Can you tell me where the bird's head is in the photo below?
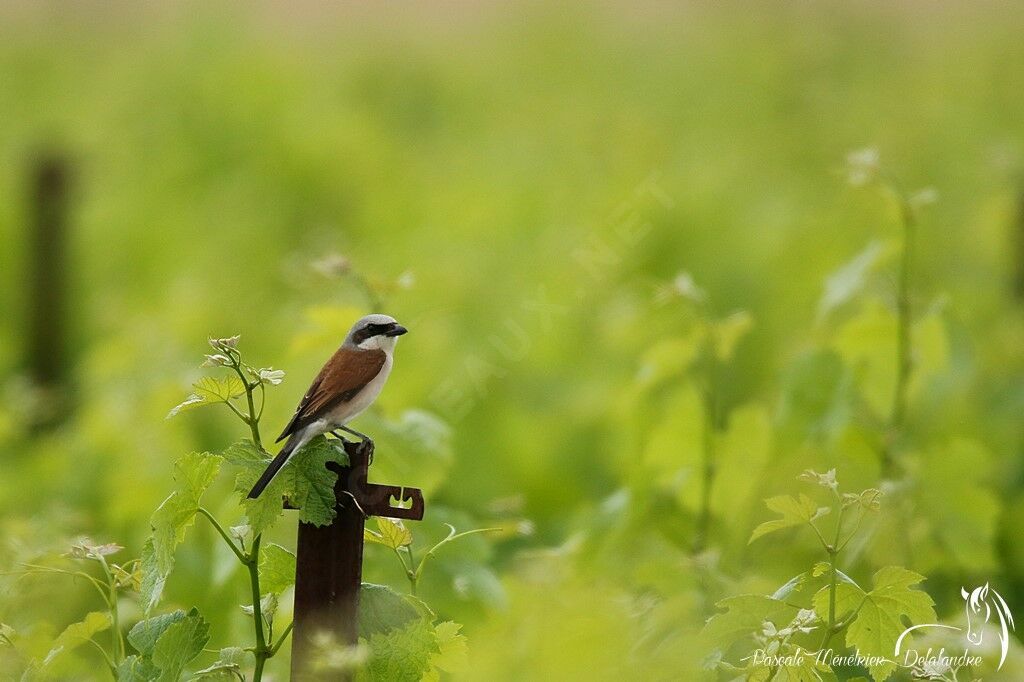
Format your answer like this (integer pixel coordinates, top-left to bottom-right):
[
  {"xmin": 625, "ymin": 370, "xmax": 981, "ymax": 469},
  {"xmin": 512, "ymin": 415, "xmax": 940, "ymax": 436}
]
[{"xmin": 346, "ymin": 314, "xmax": 408, "ymax": 352}]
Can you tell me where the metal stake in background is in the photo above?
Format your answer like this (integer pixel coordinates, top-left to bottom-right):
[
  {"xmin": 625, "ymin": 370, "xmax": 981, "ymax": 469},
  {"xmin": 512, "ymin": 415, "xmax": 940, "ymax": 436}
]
[{"xmin": 290, "ymin": 439, "xmax": 424, "ymax": 680}]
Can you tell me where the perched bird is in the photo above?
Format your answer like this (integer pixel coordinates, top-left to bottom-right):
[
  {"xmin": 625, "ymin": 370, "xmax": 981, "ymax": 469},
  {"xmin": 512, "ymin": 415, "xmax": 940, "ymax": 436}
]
[{"xmin": 247, "ymin": 314, "xmax": 408, "ymax": 499}]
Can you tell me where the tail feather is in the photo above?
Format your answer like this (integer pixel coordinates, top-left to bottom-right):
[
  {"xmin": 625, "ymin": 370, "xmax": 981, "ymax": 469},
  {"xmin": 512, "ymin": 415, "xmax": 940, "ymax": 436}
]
[{"xmin": 247, "ymin": 438, "xmax": 298, "ymax": 499}]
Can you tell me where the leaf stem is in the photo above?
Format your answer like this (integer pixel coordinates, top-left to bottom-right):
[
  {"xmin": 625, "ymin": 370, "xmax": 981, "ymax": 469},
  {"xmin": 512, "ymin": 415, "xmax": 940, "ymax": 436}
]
[
  {"xmin": 95, "ymin": 554, "xmax": 123, "ymax": 665},
  {"xmin": 270, "ymin": 621, "xmax": 294, "ymax": 656},
  {"xmin": 198, "ymin": 507, "xmax": 248, "ymax": 564}
]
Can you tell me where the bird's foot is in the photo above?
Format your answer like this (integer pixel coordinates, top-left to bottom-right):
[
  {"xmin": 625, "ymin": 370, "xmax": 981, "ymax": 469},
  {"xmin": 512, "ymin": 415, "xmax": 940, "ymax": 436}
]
[{"xmin": 330, "ymin": 430, "xmax": 353, "ymax": 444}]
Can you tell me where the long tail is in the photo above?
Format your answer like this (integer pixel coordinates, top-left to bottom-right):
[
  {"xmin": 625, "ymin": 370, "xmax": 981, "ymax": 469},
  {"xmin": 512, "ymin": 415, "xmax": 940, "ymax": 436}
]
[{"xmin": 247, "ymin": 437, "xmax": 299, "ymax": 499}]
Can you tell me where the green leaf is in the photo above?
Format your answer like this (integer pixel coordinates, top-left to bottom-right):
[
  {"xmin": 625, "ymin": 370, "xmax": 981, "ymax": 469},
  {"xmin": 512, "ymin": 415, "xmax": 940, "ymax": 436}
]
[
  {"xmin": 42, "ymin": 611, "xmax": 111, "ymax": 667},
  {"xmin": 749, "ymin": 494, "xmax": 829, "ymax": 544},
  {"xmin": 242, "ymin": 593, "xmax": 279, "ymax": 630},
  {"xmin": 700, "ymin": 595, "xmax": 798, "ymax": 650},
  {"xmin": 117, "ymin": 656, "xmax": 160, "ymax": 682},
  {"xmin": 368, "ymin": 517, "xmax": 413, "ymax": 550},
  {"xmin": 916, "ymin": 439, "xmax": 999, "ymax": 570},
  {"xmin": 359, "ymin": 583, "xmax": 422, "ymax": 638},
  {"xmin": 818, "ymin": 240, "xmax": 895, "ymax": 320},
  {"xmin": 710, "ymin": 310, "xmax": 754, "ymax": 361},
  {"xmin": 426, "ymin": 621, "xmax": 468, "ymax": 678},
  {"xmin": 635, "ymin": 330, "xmax": 706, "ymax": 389},
  {"xmin": 812, "ymin": 567, "xmax": 935, "ymax": 681},
  {"xmin": 139, "ymin": 539, "xmax": 165, "ymax": 613},
  {"xmin": 151, "ymin": 609, "xmax": 211, "ymax": 682},
  {"xmin": 128, "ymin": 611, "xmax": 188, "ymax": 657},
  {"xmin": 0, "ymin": 622, "xmax": 15, "ymax": 647},
  {"xmin": 358, "ymin": 619, "xmax": 440, "ymax": 682},
  {"xmin": 259, "ymin": 543, "xmax": 296, "ymax": 596},
  {"xmin": 145, "ymin": 453, "xmax": 222, "ymax": 611},
  {"xmin": 190, "ymin": 647, "xmax": 247, "ymax": 680},
  {"xmin": 231, "ymin": 436, "xmax": 348, "ymax": 534},
  {"xmin": 167, "ymin": 376, "xmax": 246, "ymax": 419}
]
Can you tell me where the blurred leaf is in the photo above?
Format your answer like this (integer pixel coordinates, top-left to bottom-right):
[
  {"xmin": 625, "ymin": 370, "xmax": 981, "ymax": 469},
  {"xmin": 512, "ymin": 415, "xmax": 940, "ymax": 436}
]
[
  {"xmin": 167, "ymin": 376, "xmax": 245, "ymax": 419},
  {"xmin": 66, "ymin": 538, "xmax": 123, "ymax": 560},
  {"xmin": 711, "ymin": 405, "xmax": 772, "ymax": 543},
  {"xmin": 635, "ymin": 330, "xmax": 705, "ymax": 389},
  {"xmin": 359, "ymin": 583, "xmax": 421, "ymax": 638},
  {"xmin": 258, "ymin": 543, "xmax": 296, "ymax": 596},
  {"xmin": 818, "ymin": 240, "xmax": 895, "ymax": 320},
  {"xmin": 812, "ymin": 567, "xmax": 935, "ymax": 681},
  {"xmin": 749, "ymin": 494, "xmax": 829, "ymax": 544},
  {"xmin": 710, "ymin": 310, "xmax": 754, "ymax": 361},
  {"xmin": 700, "ymin": 595, "xmax": 798, "ymax": 649},
  {"xmin": 916, "ymin": 439, "xmax": 999, "ymax": 570},
  {"xmin": 42, "ymin": 611, "xmax": 111, "ymax": 667}
]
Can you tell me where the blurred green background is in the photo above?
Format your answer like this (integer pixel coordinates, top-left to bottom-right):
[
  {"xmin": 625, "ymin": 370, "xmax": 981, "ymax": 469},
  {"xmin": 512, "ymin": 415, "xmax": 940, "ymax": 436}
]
[{"xmin": 2, "ymin": 1, "xmax": 1024, "ymax": 679}]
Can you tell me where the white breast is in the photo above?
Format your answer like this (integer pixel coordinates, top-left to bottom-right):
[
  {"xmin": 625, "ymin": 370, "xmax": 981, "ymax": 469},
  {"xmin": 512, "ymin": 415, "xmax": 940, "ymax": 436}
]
[{"xmin": 326, "ymin": 352, "xmax": 394, "ymax": 426}]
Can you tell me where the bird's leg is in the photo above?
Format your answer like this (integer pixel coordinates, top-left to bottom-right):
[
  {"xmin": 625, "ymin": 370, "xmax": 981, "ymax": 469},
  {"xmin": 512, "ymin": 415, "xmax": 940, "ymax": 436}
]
[
  {"xmin": 339, "ymin": 425, "xmax": 374, "ymax": 464},
  {"xmin": 330, "ymin": 430, "xmax": 353, "ymax": 444},
  {"xmin": 339, "ymin": 425, "xmax": 371, "ymax": 443}
]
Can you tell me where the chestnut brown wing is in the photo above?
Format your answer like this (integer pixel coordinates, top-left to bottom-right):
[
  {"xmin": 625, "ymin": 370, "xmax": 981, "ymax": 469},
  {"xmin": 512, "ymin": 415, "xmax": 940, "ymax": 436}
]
[{"xmin": 275, "ymin": 347, "xmax": 387, "ymax": 442}]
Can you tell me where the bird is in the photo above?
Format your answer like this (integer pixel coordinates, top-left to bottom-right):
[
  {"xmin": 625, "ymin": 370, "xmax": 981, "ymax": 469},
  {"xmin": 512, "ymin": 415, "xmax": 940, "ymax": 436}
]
[{"xmin": 247, "ymin": 314, "xmax": 408, "ymax": 499}]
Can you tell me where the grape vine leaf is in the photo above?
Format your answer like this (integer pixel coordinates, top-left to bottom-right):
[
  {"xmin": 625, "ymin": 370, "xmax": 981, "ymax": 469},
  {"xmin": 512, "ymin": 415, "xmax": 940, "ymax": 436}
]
[
  {"xmin": 358, "ymin": 619, "xmax": 440, "ymax": 682},
  {"xmin": 190, "ymin": 647, "xmax": 247, "ymax": 680},
  {"xmin": 916, "ymin": 439, "xmax": 999, "ymax": 570},
  {"xmin": 359, "ymin": 583, "xmax": 422, "ymax": 638},
  {"xmin": 749, "ymin": 494, "xmax": 829, "ymax": 544},
  {"xmin": 812, "ymin": 566, "xmax": 935, "ymax": 681},
  {"xmin": 167, "ymin": 376, "xmax": 246, "ymax": 419},
  {"xmin": 818, "ymin": 240, "xmax": 894, "ymax": 321},
  {"xmin": 144, "ymin": 453, "xmax": 222, "ymax": 612},
  {"xmin": 122, "ymin": 609, "xmax": 210, "ymax": 682},
  {"xmin": 700, "ymin": 595, "xmax": 798, "ymax": 650},
  {"xmin": 259, "ymin": 542, "xmax": 296, "ymax": 596},
  {"xmin": 227, "ymin": 437, "xmax": 348, "ymax": 534},
  {"xmin": 365, "ymin": 517, "xmax": 413, "ymax": 550},
  {"xmin": 426, "ymin": 621, "xmax": 468, "ymax": 679},
  {"xmin": 152, "ymin": 612, "xmax": 211, "ymax": 682},
  {"xmin": 42, "ymin": 611, "xmax": 112, "ymax": 668}
]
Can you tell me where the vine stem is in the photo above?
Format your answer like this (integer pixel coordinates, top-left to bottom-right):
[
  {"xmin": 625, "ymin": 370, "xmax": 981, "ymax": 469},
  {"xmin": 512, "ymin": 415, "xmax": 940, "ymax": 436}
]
[
  {"xmin": 818, "ymin": 502, "xmax": 846, "ymax": 650},
  {"xmin": 94, "ymin": 554, "xmax": 123, "ymax": 665},
  {"xmin": 884, "ymin": 193, "xmax": 915, "ymax": 475},
  {"xmin": 247, "ymin": 534, "xmax": 268, "ymax": 681}
]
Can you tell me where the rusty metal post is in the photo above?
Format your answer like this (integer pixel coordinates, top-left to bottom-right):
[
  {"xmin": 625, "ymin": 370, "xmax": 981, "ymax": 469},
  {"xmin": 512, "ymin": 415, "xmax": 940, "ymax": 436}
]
[{"xmin": 290, "ymin": 439, "xmax": 424, "ymax": 679}]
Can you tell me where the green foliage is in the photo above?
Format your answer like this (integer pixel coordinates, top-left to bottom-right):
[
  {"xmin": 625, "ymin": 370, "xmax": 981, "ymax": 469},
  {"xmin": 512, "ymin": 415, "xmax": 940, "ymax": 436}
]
[
  {"xmin": 812, "ymin": 567, "xmax": 935, "ymax": 681},
  {"xmin": 121, "ymin": 609, "xmax": 210, "ymax": 682},
  {"xmin": 749, "ymin": 494, "xmax": 830, "ymax": 544},
  {"xmin": 226, "ymin": 437, "xmax": 349, "ymax": 533},
  {"xmin": 145, "ymin": 453, "xmax": 222, "ymax": 611},
  {"xmin": 3, "ymin": 8, "xmax": 1024, "ymax": 680},
  {"xmin": 257, "ymin": 543, "xmax": 296, "ymax": 596}
]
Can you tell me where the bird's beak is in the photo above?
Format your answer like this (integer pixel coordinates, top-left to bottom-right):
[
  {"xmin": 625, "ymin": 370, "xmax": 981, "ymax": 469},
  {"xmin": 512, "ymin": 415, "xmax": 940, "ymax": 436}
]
[{"xmin": 385, "ymin": 324, "xmax": 408, "ymax": 337}]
